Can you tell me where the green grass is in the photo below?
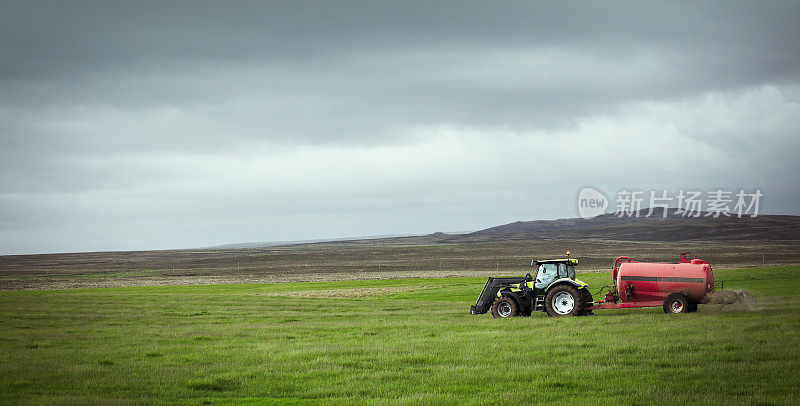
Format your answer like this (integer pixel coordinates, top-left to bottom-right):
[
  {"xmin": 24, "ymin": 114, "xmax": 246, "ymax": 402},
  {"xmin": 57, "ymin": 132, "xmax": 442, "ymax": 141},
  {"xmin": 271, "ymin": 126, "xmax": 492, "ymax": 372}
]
[{"xmin": 1, "ymin": 267, "xmax": 800, "ymax": 405}]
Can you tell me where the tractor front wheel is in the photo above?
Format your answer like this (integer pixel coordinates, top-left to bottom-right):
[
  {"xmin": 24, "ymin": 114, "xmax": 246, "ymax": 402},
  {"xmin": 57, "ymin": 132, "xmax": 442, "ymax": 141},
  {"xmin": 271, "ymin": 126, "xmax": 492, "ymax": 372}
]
[
  {"xmin": 663, "ymin": 293, "xmax": 690, "ymax": 314},
  {"xmin": 545, "ymin": 285, "xmax": 582, "ymax": 317},
  {"xmin": 491, "ymin": 296, "xmax": 518, "ymax": 318}
]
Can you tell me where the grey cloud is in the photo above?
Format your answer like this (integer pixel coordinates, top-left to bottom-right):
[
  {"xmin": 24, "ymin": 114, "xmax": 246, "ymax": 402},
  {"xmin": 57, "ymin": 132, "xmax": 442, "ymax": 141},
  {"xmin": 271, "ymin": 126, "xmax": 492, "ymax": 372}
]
[{"xmin": 1, "ymin": 1, "xmax": 799, "ymax": 253}]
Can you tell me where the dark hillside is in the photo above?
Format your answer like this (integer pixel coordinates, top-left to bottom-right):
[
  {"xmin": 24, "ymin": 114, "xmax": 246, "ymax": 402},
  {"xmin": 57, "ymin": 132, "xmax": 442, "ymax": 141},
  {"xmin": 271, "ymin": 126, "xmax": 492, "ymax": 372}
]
[{"xmin": 463, "ymin": 208, "xmax": 800, "ymax": 241}]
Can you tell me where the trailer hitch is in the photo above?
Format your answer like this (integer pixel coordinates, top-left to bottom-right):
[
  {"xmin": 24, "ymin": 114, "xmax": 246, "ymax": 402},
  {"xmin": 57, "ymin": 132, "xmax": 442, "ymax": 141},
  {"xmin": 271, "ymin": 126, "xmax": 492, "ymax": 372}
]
[
  {"xmin": 592, "ymin": 284, "xmax": 614, "ymax": 298},
  {"xmin": 591, "ymin": 285, "xmax": 617, "ymax": 305}
]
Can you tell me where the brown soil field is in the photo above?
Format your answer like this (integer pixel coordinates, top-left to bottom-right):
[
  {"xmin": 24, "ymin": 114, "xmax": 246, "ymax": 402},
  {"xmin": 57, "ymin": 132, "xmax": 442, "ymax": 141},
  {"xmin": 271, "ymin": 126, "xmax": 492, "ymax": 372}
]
[{"xmin": 1, "ymin": 238, "xmax": 799, "ymax": 291}]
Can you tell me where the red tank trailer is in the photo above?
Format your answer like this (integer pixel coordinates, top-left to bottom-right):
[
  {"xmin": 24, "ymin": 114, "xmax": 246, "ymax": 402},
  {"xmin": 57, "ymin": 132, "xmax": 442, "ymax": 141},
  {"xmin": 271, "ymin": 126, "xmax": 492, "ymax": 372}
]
[{"xmin": 590, "ymin": 253, "xmax": 715, "ymax": 313}]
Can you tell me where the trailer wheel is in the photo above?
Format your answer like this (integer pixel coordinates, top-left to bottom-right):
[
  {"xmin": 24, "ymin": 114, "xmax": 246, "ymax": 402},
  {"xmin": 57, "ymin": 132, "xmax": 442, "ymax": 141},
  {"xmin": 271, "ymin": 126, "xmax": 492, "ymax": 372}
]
[
  {"xmin": 663, "ymin": 293, "xmax": 690, "ymax": 314},
  {"xmin": 545, "ymin": 285, "xmax": 582, "ymax": 317},
  {"xmin": 491, "ymin": 296, "xmax": 518, "ymax": 318}
]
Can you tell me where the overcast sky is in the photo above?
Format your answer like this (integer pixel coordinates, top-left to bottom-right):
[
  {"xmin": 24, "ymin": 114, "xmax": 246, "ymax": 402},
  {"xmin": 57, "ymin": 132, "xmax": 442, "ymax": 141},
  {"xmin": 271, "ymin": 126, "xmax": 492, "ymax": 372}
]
[{"xmin": 2, "ymin": 1, "xmax": 799, "ymax": 254}]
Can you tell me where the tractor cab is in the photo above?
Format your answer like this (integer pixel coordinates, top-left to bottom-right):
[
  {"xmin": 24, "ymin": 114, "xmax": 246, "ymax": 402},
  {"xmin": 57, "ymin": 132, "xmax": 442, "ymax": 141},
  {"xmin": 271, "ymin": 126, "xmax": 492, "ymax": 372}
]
[{"xmin": 531, "ymin": 258, "xmax": 578, "ymax": 292}]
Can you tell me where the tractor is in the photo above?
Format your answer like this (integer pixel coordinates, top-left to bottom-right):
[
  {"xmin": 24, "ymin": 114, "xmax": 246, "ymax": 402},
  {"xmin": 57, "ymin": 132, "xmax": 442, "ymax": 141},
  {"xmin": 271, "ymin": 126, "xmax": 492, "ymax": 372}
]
[
  {"xmin": 470, "ymin": 252, "xmax": 715, "ymax": 317},
  {"xmin": 470, "ymin": 255, "xmax": 593, "ymax": 317}
]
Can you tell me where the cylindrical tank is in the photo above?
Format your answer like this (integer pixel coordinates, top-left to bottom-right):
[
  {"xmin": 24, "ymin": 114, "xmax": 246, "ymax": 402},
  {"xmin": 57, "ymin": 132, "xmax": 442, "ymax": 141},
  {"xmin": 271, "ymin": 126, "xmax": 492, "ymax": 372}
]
[{"xmin": 616, "ymin": 260, "xmax": 713, "ymax": 303}]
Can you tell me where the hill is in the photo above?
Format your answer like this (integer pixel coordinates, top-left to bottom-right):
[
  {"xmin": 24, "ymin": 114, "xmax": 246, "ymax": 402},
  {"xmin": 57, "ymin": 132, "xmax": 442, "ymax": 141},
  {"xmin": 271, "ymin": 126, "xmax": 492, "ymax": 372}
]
[
  {"xmin": 205, "ymin": 209, "xmax": 800, "ymax": 249},
  {"xmin": 456, "ymin": 208, "xmax": 800, "ymax": 242}
]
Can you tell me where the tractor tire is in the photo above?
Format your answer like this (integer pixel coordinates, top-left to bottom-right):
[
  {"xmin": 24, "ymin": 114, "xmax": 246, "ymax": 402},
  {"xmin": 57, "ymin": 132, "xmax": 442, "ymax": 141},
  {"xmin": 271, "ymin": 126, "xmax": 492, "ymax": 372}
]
[
  {"xmin": 545, "ymin": 285, "xmax": 582, "ymax": 317},
  {"xmin": 491, "ymin": 296, "xmax": 518, "ymax": 318},
  {"xmin": 663, "ymin": 293, "xmax": 690, "ymax": 314},
  {"xmin": 579, "ymin": 289, "xmax": 594, "ymax": 316}
]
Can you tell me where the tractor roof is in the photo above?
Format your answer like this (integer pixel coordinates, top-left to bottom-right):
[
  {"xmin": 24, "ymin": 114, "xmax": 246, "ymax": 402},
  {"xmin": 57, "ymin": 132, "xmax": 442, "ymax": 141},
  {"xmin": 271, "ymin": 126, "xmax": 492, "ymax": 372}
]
[{"xmin": 534, "ymin": 258, "xmax": 579, "ymax": 265}]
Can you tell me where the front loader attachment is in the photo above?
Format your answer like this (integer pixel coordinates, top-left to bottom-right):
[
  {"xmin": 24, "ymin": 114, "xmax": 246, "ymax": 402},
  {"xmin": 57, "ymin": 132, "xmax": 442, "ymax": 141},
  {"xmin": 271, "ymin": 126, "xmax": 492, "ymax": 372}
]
[{"xmin": 470, "ymin": 277, "xmax": 526, "ymax": 314}]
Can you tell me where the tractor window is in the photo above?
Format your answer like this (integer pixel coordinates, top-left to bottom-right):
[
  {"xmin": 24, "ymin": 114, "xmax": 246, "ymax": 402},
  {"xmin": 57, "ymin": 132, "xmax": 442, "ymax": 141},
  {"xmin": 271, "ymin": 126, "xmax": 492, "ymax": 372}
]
[
  {"xmin": 557, "ymin": 263, "xmax": 576, "ymax": 279},
  {"xmin": 558, "ymin": 263, "xmax": 567, "ymax": 278},
  {"xmin": 535, "ymin": 264, "xmax": 558, "ymax": 289}
]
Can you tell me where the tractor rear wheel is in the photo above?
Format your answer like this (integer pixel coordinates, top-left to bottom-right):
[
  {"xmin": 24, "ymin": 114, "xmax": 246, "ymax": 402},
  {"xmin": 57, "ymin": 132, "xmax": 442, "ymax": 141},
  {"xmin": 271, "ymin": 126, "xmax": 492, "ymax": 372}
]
[
  {"xmin": 545, "ymin": 285, "xmax": 582, "ymax": 317},
  {"xmin": 663, "ymin": 293, "xmax": 690, "ymax": 314},
  {"xmin": 491, "ymin": 296, "xmax": 518, "ymax": 318},
  {"xmin": 579, "ymin": 289, "xmax": 594, "ymax": 316}
]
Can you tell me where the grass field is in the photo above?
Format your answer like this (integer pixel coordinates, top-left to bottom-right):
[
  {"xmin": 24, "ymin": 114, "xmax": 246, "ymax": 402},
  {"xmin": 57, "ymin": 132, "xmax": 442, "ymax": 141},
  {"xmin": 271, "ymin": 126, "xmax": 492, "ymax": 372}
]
[{"xmin": 2, "ymin": 266, "xmax": 800, "ymax": 405}]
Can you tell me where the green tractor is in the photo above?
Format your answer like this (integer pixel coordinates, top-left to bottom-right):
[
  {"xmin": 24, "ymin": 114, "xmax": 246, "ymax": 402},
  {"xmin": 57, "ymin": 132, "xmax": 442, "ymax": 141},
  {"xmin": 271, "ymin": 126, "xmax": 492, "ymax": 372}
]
[{"xmin": 470, "ymin": 257, "xmax": 594, "ymax": 317}]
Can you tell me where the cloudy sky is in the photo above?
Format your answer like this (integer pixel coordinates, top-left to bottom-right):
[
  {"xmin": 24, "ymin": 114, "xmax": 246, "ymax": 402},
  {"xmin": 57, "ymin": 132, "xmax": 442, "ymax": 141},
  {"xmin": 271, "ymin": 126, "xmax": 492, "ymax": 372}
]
[{"xmin": 1, "ymin": 1, "xmax": 799, "ymax": 254}]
